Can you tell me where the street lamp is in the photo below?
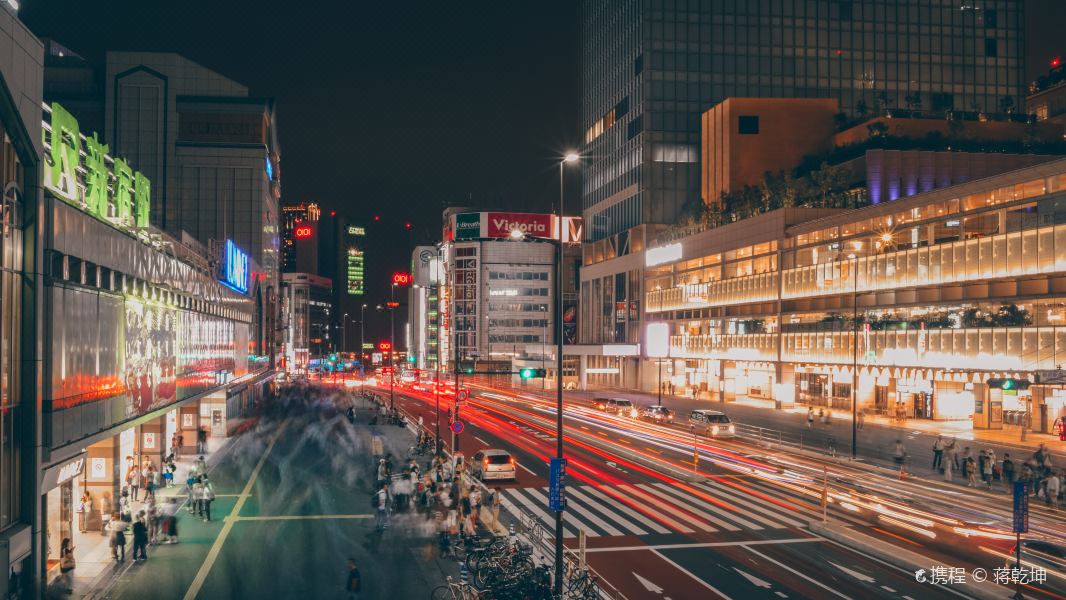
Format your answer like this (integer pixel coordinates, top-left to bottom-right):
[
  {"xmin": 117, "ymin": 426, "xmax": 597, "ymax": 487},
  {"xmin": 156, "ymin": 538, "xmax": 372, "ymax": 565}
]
[
  {"xmin": 554, "ymin": 151, "xmax": 578, "ymax": 595},
  {"xmin": 342, "ymin": 313, "xmax": 350, "ymax": 354},
  {"xmin": 360, "ymin": 304, "xmax": 367, "ymax": 368}
]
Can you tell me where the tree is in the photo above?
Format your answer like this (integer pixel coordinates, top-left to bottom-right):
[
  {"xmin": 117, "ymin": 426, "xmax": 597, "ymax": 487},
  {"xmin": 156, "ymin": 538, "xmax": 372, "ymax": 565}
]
[{"xmin": 855, "ymin": 98, "xmax": 869, "ymax": 119}]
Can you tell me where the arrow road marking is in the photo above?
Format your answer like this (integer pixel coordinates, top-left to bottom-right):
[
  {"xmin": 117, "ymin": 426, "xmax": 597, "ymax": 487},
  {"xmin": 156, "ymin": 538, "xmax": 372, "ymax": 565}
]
[
  {"xmin": 828, "ymin": 561, "xmax": 876, "ymax": 584},
  {"xmin": 634, "ymin": 572, "xmax": 664, "ymax": 594},
  {"xmin": 734, "ymin": 567, "xmax": 773, "ymax": 588}
]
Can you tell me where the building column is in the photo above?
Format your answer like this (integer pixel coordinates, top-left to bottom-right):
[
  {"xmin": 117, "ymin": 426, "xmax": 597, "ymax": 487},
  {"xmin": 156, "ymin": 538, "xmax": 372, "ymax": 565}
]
[
  {"xmin": 139, "ymin": 416, "xmax": 166, "ymax": 471},
  {"xmin": 774, "ymin": 362, "xmax": 796, "ymax": 408},
  {"xmin": 578, "ymin": 354, "xmax": 587, "ymax": 390},
  {"xmin": 179, "ymin": 403, "xmax": 200, "ymax": 456}
]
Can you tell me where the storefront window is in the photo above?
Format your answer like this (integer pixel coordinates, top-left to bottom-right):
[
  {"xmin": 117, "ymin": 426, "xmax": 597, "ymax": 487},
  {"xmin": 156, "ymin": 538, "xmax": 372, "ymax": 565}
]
[{"xmin": 0, "ymin": 121, "xmax": 25, "ymax": 529}]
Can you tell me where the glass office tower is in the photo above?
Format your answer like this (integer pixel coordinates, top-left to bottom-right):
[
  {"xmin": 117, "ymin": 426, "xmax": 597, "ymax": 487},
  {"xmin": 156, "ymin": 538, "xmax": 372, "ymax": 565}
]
[{"xmin": 580, "ymin": 0, "xmax": 1024, "ymax": 345}]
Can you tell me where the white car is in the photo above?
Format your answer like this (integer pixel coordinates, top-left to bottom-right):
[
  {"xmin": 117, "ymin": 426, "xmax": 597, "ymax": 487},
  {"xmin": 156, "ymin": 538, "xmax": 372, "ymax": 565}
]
[
  {"xmin": 688, "ymin": 409, "xmax": 736, "ymax": 438},
  {"xmin": 474, "ymin": 449, "xmax": 517, "ymax": 482}
]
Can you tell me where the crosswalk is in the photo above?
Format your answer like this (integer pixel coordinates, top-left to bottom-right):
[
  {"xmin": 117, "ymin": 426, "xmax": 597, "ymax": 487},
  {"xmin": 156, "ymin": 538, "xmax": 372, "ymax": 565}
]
[{"xmin": 502, "ymin": 479, "xmax": 814, "ymax": 538}]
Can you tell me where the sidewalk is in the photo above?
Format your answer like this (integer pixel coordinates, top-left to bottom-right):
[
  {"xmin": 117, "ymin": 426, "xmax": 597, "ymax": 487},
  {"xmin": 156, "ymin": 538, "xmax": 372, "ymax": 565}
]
[{"xmin": 57, "ymin": 431, "xmax": 239, "ymax": 600}]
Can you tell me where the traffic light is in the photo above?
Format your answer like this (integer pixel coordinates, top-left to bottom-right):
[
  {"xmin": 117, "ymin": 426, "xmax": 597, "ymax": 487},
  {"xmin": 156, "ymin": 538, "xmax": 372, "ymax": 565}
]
[
  {"xmin": 986, "ymin": 378, "xmax": 1031, "ymax": 390},
  {"xmin": 519, "ymin": 368, "xmax": 546, "ymax": 379},
  {"xmin": 329, "ymin": 353, "xmax": 338, "ymax": 362}
]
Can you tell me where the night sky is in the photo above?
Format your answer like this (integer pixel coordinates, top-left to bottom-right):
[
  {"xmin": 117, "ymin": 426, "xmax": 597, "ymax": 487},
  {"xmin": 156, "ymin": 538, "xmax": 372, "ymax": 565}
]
[
  {"xmin": 19, "ymin": 0, "xmax": 582, "ymax": 341},
  {"xmin": 17, "ymin": 1, "xmax": 1066, "ymax": 344}
]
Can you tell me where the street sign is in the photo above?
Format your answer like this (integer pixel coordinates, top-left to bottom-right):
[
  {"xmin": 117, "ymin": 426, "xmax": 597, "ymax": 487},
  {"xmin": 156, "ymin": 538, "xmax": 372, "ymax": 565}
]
[
  {"xmin": 457, "ymin": 389, "xmax": 470, "ymax": 401},
  {"xmin": 450, "ymin": 420, "xmax": 465, "ymax": 434},
  {"xmin": 1035, "ymin": 369, "xmax": 1066, "ymax": 385},
  {"xmin": 549, "ymin": 457, "xmax": 567, "ymax": 512},
  {"xmin": 1013, "ymin": 481, "xmax": 1029, "ymax": 533}
]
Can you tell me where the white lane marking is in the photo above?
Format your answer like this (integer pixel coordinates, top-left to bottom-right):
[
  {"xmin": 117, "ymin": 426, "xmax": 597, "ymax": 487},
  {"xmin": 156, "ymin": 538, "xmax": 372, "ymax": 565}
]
[
  {"xmin": 734, "ymin": 567, "xmax": 773, "ymax": 588},
  {"xmin": 524, "ymin": 487, "xmax": 588, "ymax": 537},
  {"xmin": 698, "ymin": 481, "xmax": 806, "ymax": 529},
  {"xmin": 651, "ymin": 549, "xmax": 734, "ymax": 600},
  {"xmin": 566, "ymin": 486, "xmax": 649, "ymax": 536},
  {"xmin": 828, "ymin": 561, "xmax": 876, "ymax": 584},
  {"xmin": 775, "ymin": 593, "xmax": 789, "ymax": 598},
  {"xmin": 582, "ymin": 485, "xmax": 672, "ymax": 535},
  {"xmin": 558, "ymin": 488, "xmax": 625, "ymax": 536},
  {"xmin": 615, "ymin": 484, "xmax": 702, "ymax": 532},
  {"xmin": 880, "ymin": 586, "xmax": 896, "ymax": 593},
  {"xmin": 634, "ymin": 572, "xmax": 664, "ymax": 594},
  {"xmin": 475, "ymin": 436, "xmax": 489, "ymax": 446},
  {"xmin": 182, "ymin": 421, "xmax": 287, "ymax": 600},
  {"xmin": 585, "ymin": 538, "xmax": 819, "ymax": 553},
  {"xmin": 743, "ymin": 546, "xmax": 854, "ymax": 600},
  {"xmin": 503, "ymin": 488, "xmax": 577, "ymax": 538},
  {"xmin": 641, "ymin": 484, "xmax": 742, "ymax": 531},
  {"xmin": 517, "ymin": 462, "xmax": 537, "ymax": 476}
]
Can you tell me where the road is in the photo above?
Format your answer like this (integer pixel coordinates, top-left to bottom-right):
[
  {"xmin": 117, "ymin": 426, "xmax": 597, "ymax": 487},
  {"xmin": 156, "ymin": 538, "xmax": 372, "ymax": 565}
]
[
  {"xmin": 372, "ymin": 378, "xmax": 1066, "ymax": 600},
  {"xmin": 94, "ymin": 388, "xmax": 448, "ymax": 600}
]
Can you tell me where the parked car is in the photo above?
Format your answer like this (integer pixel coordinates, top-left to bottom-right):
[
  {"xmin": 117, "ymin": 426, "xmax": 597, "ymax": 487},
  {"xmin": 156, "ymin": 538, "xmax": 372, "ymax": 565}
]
[
  {"xmin": 688, "ymin": 409, "xmax": 736, "ymax": 438},
  {"xmin": 639, "ymin": 405, "xmax": 674, "ymax": 423},
  {"xmin": 593, "ymin": 397, "xmax": 638, "ymax": 417},
  {"xmin": 473, "ymin": 449, "xmax": 517, "ymax": 482}
]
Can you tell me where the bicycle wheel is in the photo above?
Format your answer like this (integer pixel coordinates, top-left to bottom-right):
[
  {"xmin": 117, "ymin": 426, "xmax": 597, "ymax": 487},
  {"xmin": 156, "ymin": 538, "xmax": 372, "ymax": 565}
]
[{"xmin": 430, "ymin": 584, "xmax": 454, "ymax": 600}]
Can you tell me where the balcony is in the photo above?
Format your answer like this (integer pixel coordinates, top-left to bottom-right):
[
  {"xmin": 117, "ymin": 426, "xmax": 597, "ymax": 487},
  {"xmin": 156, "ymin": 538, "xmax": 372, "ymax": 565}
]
[{"xmin": 646, "ymin": 272, "xmax": 778, "ymax": 313}]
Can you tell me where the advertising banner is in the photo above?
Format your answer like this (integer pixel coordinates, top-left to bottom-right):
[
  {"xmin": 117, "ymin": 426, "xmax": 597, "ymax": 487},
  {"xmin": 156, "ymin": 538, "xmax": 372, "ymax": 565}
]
[
  {"xmin": 453, "ymin": 213, "xmax": 483, "ymax": 240},
  {"xmin": 486, "ymin": 212, "xmax": 552, "ymax": 239}
]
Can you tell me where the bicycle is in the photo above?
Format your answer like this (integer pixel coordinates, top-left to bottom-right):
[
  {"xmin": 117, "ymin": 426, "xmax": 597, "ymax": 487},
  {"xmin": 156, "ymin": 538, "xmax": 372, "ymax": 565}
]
[{"xmin": 430, "ymin": 575, "xmax": 480, "ymax": 600}]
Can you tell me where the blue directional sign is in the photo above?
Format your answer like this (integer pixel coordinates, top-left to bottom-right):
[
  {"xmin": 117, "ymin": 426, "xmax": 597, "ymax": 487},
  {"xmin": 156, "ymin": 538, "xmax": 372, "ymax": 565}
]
[
  {"xmin": 549, "ymin": 457, "xmax": 567, "ymax": 512},
  {"xmin": 450, "ymin": 420, "xmax": 465, "ymax": 435},
  {"xmin": 1013, "ymin": 481, "xmax": 1029, "ymax": 533}
]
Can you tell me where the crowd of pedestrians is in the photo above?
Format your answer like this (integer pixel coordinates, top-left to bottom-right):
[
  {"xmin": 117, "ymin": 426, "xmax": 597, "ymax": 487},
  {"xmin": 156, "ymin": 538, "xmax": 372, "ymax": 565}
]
[{"xmin": 928, "ymin": 435, "xmax": 1064, "ymax": 506}]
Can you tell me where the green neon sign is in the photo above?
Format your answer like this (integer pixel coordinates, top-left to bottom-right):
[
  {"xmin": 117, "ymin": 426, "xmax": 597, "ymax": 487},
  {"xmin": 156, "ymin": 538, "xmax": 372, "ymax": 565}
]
[{"xmin": 42, "ymin": 102, "xmax": 152, "ymax": 232}]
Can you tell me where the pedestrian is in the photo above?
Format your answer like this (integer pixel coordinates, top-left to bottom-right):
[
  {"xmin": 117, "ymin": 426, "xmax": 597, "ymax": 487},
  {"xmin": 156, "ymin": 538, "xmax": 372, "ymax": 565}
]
[
  {"xmin": 58, "ymin": 538, "xmax": 75, "ymax": 592},
  {"xmin": 893, "ymin": 440, "xmax": 907, "ymax": 473},
  {"xmin": 966, "ymin": 456, "xmax": 978, "ymax": 487},
  {"xmin": 193, "ymin": 455, "xmax": 207, "ymax": 478},
  {"xmin": 376, "ymin": 459, "xmax": 388, "ymax": 490},
  {"xmin": 983, "ymin": 449, "xmax": 995, "ymax": 490},
  {"xmin": 374, "ymin": 483, "xmax": 391, "ymax": 531},
  {"xmin": 126, "ymin": 465, "xmax": 139, "ymax": 501},
  {"xmin": 119, "ymin": 488, "xmax": 133, "ymax": 524},
  {"xmin": 108, "ymin": 512, "xmax": 126, "ymax": 563},
  {"xmin": 77, "ymin": 491, "xmax": 92, "ymax": 533},
  {"xmin": 857, "ymin": 408, "xmax": 865, "ymax": 430},
  {"xmin": 960, "ymin": 446, "xmax": 972, "ymax": 475},
  {"xmin": 346, "ymin": 558, "xmax": 362, "ymax": 600},
  {"xmin": 932, "ymin": 435, "xmax": 944, "ymax": 471},
  {"xmin": 1046, "ymin": 469, "xmax": 1062, "ymax": 508},
  {"xmin": 171, "ymin": 432, "xmax": 180, "ymax": 458},
  {"xmin": 806, "ymin": 408, "xmax": 814, "ymax": 430},
  {"xmin": 131, "ymin": 512, "xmax": 149, "ymax": 561},
  {"xmin": 201, "ymin": 475, "xmax": 215, "ymax": 522},
  {"xmin": 489, "ymin": 487, "xmax": 502, "ymax": 533},
  {"xmin": 100, "ymin": 491, "xmax": 113, "ymax": 535},
  {"xmin": 1002, "ymin": 453, "xmax": 1016, "ymax": 490},
  {"xmin": 145, "ymin": 466, "xmax": 157, "ymax": 503},
  {"xmin": 146, "ymin": 500, "xmax": 158, "ymax": 545},
  {"xmin": 197, "ymin": 426, "xmax": 208, "ymax": 454},
  {"xmin": 176, "ymin": 431, "xmax": 184, "ymax": 455},
  {"xmin": 161, "ymin": 497, "xmax": 179, "ymax": 544},
  {"xmin": 192, "ymin": 477, "xmax": 205, "ymax": 518},
  {"xmin": 460, "ymin": 488, "xmax": 472, "ymax": 537},
  {"xmin": 186, "ymin": 475, "xmax": 198, "ymax": 513},
  {"xmin": 977, "ymin": 449, "xmax": 988, "ymax": 484}
]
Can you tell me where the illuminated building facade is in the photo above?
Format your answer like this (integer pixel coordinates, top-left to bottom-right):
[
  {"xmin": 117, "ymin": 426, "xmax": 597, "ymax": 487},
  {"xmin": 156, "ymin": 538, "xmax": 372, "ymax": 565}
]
[
  {"xmin": 644, "ymin": 158, "xmax": 1066, "ymax": 434},
  {"xmin": 281, "ymin": 202, "xmax": 320, "ymax": 273}
]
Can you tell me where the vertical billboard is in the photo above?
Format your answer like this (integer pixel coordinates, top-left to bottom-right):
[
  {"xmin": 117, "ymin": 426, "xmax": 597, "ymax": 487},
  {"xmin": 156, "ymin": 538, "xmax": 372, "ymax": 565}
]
[
  {"xmin": 347, "ymin": 249, "xmax": 365, "ymax": 295},
  {"xmin": 412, "ymin": 245, "xmax": 441, "ymax": 286},
  {"xmin": 124, "ymin": 299, "xmax": 177, "ymax": 415}
]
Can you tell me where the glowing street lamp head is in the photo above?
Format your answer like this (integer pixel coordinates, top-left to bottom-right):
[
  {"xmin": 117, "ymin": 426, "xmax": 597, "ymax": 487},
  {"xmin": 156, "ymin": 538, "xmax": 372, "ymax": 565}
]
[
  {"xmin": 509, "ymin": 228, "xmax": 524, "ymax": 240},
  {"xmin": 880, "ymin": 232, "xmax": 894, "ymax": 243},
  {"xmin": 563, "ymin": 152, "xmax": 580, "ymax": 163}
]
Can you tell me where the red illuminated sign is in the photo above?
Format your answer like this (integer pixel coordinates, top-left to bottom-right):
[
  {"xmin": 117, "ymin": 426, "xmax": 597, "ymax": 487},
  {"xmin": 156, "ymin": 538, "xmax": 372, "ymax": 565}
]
[
  {"xmin": 385, "ymin": 301, "xmax": 400, "ymax": 308},
  {"xmin": 378, "ymin": 341, "xmax": 392, "ymax": 351},
  {"xmin": 392, "ymin": 272, "xmax": 412, "ymax": 285},
  {"xmin": 485, "ymin": 212, "xmax": 552, "ymax": 239},
  {"xmin": 294, "ymin": 226, "xmax": 313, "ymax": 239}
]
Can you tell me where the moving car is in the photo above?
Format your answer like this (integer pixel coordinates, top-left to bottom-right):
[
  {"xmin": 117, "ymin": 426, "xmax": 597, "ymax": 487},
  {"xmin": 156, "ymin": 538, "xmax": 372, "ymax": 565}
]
[
  {"xmin": 1005, "ymin": 540, "xmax": 1066, "ymax": 595},
  {"xmin": 639, "ymin": 405, "xmax": 674, "ymax": 423},
  {"xmin": 473, "ymin": 449, "xmax": 517, "ymax": 482},
  {"xmin": 593, "ymin": 397, "xmax": 639, "ymax": 417},
  {"xmin": 688, "ymin": 409, "xmax": 736, "ymax": 437}
]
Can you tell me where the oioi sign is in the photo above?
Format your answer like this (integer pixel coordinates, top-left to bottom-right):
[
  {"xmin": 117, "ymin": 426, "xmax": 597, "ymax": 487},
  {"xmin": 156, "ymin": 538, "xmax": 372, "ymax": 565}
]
[{"xmin": 42, "ymin": 102, "xmax": 151, "ymax": 232}]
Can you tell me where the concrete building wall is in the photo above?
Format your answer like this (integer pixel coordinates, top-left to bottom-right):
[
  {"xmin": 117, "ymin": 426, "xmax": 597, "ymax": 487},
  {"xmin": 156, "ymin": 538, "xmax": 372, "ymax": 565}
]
[{"xmin": 702, "ymin": 98, "xmax": 839, "ymax": 207}]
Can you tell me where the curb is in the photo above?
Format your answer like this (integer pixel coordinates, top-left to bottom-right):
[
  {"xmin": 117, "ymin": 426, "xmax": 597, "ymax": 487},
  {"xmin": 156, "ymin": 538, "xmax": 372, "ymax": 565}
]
[{"xmin": 808, "ymin": 520, "xmax": 1012, "ymax": 600}]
